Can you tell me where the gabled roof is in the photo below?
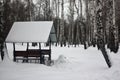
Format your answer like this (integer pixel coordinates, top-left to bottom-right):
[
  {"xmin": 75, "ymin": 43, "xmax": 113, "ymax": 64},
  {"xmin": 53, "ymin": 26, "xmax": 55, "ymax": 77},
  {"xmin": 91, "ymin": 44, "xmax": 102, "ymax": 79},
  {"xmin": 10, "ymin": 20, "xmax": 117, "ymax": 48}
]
[
  {"xmin": 49, "ymin": 25, "xmax": 57, "ymax": 43},
  {"xmin": 6, "ymin": 21, "xmax": 56, "ymax": 43}
]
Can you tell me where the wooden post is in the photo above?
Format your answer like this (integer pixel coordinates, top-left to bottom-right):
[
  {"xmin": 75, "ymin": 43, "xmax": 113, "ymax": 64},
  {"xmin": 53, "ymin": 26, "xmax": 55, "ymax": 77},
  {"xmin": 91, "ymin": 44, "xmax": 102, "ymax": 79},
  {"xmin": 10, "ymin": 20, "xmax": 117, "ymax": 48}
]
[
  {"xmin": 13, "ymin": 43, "xmax": 16, "ymax": 61},
  {"xmin": 27, "ymin": 43, "xmax": 29, "ymax": 51},
  {"xmin": 39, "ymin": 43, "xmax": 42, "ymax": 64},
  {"xmin": 26, "ymin": 42, "xmax": 29, "ymax": 62},
  {"xmin": 49, "ymin": 39, "xmax": 51, "ymax": 61},
  {"xmin": 39, "ymin": 43, "xmax": 41, "ymax": 50},
  {"xmin": 39, "ymin": 43, "xmax": 44, "ymax": 64},
  {"xmin": 49, "ymin": 38, "xmax": 51, "ymax": 50}
]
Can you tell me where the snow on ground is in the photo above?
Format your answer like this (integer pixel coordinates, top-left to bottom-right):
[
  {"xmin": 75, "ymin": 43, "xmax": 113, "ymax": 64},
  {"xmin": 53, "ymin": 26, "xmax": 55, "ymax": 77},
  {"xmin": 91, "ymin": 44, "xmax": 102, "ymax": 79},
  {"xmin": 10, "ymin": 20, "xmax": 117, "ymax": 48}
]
[{"xmin": 0, "ymin": 43, "xmax": 120, "ymax": 80}]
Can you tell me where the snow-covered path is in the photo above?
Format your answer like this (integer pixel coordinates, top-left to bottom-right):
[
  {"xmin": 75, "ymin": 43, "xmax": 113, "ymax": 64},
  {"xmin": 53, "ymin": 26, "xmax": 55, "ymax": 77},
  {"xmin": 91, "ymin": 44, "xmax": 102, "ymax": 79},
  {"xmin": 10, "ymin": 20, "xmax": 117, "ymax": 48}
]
[{"xmin": 0, "ymin": 43, "xmax": 120, "ymax": 80}]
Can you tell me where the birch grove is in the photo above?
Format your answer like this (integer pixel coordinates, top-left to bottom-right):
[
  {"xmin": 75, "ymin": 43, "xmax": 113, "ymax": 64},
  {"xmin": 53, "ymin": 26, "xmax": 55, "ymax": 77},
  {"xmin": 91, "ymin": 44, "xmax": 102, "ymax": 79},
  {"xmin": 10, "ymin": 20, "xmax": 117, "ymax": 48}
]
[{"xmin": 0, "ymin": 0, "xmax": 120, "ymax": 67}]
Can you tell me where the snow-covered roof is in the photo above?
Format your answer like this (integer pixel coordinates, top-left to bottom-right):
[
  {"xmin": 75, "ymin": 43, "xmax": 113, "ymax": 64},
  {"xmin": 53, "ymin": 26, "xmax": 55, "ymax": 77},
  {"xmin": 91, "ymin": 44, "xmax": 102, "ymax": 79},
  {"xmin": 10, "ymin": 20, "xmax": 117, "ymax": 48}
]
[{"xmin": 6, "ymin": 21, "xmax": 56, "ymax": 43}]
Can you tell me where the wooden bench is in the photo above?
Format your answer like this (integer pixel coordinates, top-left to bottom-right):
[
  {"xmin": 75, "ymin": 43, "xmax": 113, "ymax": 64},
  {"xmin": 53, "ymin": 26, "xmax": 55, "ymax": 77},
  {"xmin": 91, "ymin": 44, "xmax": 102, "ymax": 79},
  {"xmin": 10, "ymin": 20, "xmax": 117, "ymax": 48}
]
[
  {"xmin": 41, "ymin": 49, "xmax": 51, "ymax": 60},
  {"xmin": 28, "ymin": 49, "xmax": 40, "ymax": 57}
]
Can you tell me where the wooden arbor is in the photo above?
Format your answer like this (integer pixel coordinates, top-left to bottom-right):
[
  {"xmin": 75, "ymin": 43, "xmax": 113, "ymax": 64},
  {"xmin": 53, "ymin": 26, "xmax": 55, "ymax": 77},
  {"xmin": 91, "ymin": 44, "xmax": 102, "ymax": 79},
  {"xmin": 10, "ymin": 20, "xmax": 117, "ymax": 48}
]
[{"xmin": 5, "ymin": 21, "xmax": 56, "ymax": 64}]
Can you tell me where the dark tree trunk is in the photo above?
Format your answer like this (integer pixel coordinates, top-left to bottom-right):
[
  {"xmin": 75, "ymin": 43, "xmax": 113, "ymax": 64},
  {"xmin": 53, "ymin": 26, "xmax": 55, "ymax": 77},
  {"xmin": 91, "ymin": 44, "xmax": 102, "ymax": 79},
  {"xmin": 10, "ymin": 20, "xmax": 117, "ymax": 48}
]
[
  {"xmin": 100, "ymin": 47, "xmax": 111, "ymax": 68},
  {"xmin": 96, "ymin": 0, "xmax": 112, "ymax": 68},
  {"xmin": 0, "ymin": 43, "xmax": 4, "ymax": 60}
]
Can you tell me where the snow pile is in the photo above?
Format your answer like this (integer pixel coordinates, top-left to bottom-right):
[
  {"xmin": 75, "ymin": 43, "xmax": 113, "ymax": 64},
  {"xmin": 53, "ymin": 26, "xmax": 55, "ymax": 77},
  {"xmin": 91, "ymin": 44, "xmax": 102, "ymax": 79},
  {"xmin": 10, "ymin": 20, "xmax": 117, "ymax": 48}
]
[{"xmin": 54, "ymin": 55, "xmax": 69, "ymax": 65}]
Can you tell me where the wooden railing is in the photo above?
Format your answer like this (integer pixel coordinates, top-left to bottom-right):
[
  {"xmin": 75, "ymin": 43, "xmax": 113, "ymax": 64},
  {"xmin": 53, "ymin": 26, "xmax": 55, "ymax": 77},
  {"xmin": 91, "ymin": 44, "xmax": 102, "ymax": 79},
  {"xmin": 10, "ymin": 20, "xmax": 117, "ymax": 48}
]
[{"xmin": 14, "ymin": 49, "xmax": 51, "ymax": 64}]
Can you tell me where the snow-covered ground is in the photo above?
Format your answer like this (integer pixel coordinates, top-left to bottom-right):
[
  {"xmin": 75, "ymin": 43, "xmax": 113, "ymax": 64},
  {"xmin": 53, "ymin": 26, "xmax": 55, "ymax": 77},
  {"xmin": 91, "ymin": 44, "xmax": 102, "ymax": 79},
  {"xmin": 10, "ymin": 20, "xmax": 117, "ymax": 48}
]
[{"xmin": 0, "ymin": 43, "xmax": 120, "ymax": 80}]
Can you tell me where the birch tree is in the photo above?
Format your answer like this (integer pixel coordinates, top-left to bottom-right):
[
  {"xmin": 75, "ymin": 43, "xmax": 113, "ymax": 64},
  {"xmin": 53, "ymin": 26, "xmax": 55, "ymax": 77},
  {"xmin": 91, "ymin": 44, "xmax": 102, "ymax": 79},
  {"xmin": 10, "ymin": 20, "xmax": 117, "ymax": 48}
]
[
  {"xmin": 0, "ymin": 1, "xmax": 4, "ymax": 60},
  {"xmin": 85, "ymin": 0, "xmax": 91, "ymax": 48},
  {"xmin": 0, "ymin": 0, "xmax": 12, "ymax": 60},
  {"xmin": 74, "ymin": 0, "xmax": 83, "ymax": 46},
  {"xmin": 67, "ymin": 0, "xmax": 75, "ymax": 46},
  {"xmin": 96, "ymin": 0, "xmax": 111, "ymax": 68},
  {"xmin": 57, "ymin": 0, "xmax": 60, "ymax": 45},
  {"xmin": 115, "ymin": 0, "xmax": 120, "ymax": 42},
  {"xmin": 111, "ymin": 0, "xmax": 119, "ymax": 53},
  {"xmin": 36, "ymin": 0, "xmax": 44, "ymax": 21},
  {"xmin": 60, "ymin": 0, "xmax": 65, "ymax": 46}
]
